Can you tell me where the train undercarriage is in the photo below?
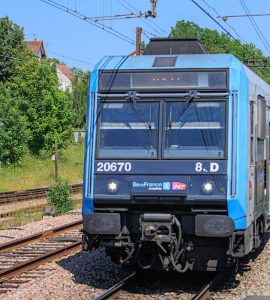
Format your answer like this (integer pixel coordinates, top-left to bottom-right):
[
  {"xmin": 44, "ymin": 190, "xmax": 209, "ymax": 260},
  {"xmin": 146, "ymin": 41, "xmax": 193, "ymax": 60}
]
[{"xmin": 82, "ymin": 206, "xmax": 266, "ymax": 272}]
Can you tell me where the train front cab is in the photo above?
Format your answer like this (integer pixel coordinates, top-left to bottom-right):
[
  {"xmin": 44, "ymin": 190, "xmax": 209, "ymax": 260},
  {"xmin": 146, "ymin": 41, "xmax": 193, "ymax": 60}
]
[{"xmin": 82, "ymin": 54, "xmax": 270, "ymax": 272}]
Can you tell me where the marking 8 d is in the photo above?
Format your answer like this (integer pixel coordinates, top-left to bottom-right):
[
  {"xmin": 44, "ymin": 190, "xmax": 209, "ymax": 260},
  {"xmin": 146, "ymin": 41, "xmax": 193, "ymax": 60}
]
[{"xmin": 195, "ymin": 162, "xmax": 220, "ymax": 173}]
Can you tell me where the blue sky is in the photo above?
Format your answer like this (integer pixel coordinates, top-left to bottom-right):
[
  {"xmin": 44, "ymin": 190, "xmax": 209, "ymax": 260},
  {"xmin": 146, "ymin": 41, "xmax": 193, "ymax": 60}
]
[{"xmin": 1, "ymin": 0, "xmax": 270, "ymax": 71}]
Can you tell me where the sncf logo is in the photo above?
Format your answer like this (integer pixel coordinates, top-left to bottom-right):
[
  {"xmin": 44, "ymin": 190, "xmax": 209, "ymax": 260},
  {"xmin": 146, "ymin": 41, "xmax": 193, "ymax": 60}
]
[{"xmin": 172, "ymin": 182, "xmax": 187, "ymax": 191}]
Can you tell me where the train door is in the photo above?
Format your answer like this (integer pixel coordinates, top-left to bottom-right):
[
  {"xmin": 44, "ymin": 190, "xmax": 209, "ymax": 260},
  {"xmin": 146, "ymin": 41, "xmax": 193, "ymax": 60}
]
[
  {"xmin": 249, "ymin": 96, "xmax": 255, "ymax": 225},
  {"xmin": 255, "ymin": 95, "xmax": 266, "ymax": 218},
  {"xmin": 250, "ymin": 92, "xmax": 266, "ymax": 221},
  {"xmin": 266, "ymin": 106, "xmax": 270, "ymax": 218}
]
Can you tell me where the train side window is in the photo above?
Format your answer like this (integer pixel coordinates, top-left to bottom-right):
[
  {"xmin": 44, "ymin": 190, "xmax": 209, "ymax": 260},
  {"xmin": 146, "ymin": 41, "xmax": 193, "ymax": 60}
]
[{"xmin": 257, "ymin": 96, "xmax": 266, "ymax": 140}]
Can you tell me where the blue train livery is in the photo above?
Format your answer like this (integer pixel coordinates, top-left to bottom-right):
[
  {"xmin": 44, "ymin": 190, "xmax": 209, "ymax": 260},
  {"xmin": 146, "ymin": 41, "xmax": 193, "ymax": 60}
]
[{"xmin": 81, "ymin": 39, "xmax": 270, "ymax": 271}]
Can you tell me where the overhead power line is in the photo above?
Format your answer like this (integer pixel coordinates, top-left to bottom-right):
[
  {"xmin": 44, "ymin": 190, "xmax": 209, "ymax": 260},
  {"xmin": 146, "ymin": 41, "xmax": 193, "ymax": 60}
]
[
  {"xmin": 0, "ymin": 33, "xmax": 93, "ymax": 67},
  {"xmin": 116, "ymin": 0, "xmax": 167, "ymax": 37},
  {"xmin": 191, "ymin": 0, "xmax": 242, "ymax": 42},
  {"xmin": 0, "ymin": 54, "xmax": 79, "ymax": 78},
  {"xmin": 199, "ymin": 0, "xmax": 249, "ymax": 45},
  {"xmin": 191, "ymin": 0, "xmax": 257, "ymax": 58},
  {"xmin": 238, "ymin": 0, "xmax": 270, "ymax": 55},
  {"xmin": 87, "ymin": 12, "xmax": 144, "ymax": 21},
  {"xmin": 244, "ymin": 58, "xmax": 270, "ymax": 69},
  {"xmin": 218, "ymin": 13, "xmax": 270, "ymax": 21},
  {"xmin": 47, "ymin": 50, "xmax": 94, "ymax": 66},
  {"xmin": 40, "ymin": 0, "xmax": 135, "ymax": 45}
]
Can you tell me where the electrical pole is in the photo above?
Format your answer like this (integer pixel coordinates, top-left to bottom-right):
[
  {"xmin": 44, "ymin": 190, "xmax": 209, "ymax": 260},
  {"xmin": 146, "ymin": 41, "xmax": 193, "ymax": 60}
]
[
  {"xmin": 136, "ymin": 27, "xmax": 142, "ymax": 55},
  {"xmin": 151, "ymin": 0, "xmax": 157, "ymax": 18},
  {"xmin": 54, "ymin": 141, "xmax": 58, "ymax": 181},
  {"xmin": 146, "ymin": 0, "xmax": 157, "ymax": 18}
]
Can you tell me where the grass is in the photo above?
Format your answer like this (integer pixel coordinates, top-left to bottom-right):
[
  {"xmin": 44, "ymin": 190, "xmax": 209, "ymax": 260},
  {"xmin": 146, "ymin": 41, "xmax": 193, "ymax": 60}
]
[
  {"xmin": 0, "ymin": 197, "xmax": 82, "ymax": 229},
  {"xmin": 11, "ymin": 207, "xmax": 44, "ymax": 227},
  {"xmin": 0, "ymin": 142, "xmax": 84, "ymax": 192}
]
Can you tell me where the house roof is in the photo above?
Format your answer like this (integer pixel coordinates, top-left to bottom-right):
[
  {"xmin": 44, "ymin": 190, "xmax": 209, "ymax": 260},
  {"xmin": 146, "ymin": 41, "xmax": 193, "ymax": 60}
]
[
  {"xmin": 56, "ymin": 63, "xmax": 75, "ymax": 80},
  {"xmin": 26, "ymin": 40, "xmax": 47, "ymax": 58}
]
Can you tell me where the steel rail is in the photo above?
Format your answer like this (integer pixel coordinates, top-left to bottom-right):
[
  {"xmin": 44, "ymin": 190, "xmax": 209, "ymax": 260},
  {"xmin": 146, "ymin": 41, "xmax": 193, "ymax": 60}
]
[
  {"xmin": 0, "ymin": 241, "xmax": 81, "ymax": 283},
  {"xmin": 0, "ymin": 220, "xmax": 82, "ymax": 287},
  {"xmin": 192, "ymin": 272, "xmax": 225, "ymax": 300},
  {"xmin": 93, "ymin": 271, "xmax": 224, "ymax": 300},
  {"xmin": 0, "ymin": 219, "xmax": 82, "ymax": 253},
  {"xmin": 0, "ymin": 183, "xmax": 83, "ymax": 204},
  {"xmin": 93, "ymin": 272, "xmax": 137, "ymax": 300}
]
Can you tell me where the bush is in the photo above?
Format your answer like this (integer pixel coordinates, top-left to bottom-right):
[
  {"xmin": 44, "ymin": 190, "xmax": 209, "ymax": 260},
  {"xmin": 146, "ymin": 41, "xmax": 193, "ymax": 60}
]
[{"xmin": 47, "ymin": 180, "xmax": 75, "ymax": 214}]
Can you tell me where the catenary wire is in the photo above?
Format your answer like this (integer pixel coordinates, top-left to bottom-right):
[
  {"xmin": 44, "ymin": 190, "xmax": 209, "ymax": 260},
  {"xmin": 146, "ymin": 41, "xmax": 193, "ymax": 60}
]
[
  {"xmin": 218, "ymin": 13, "xmax": 270, "ymax": 20},
  {"xmin": 40, "ymin": 0, "xmax": 135, "ymax": 45},
  {"xmin": 191, "ymin": 0, "xmax": 257, "ymax": 58},
  {"xmin": 199, "ymin": 0, "xmax": 249, "ymax": 45},
  {"xmin": 120, "ymin": 0, "xmax": 168, "ymax": 35},
  {"xmin": 116, "ymin": 0, "xmax": 167, "ymax": 37},
  {"xmin": 47, "ymin": 50, "xmax": 94, "ymax": 66},
  {"xmin": 0, "ymin": 33, "xmax": 94, "ymax": 66},
  {"xmin": 0, "ymin": 54, "xmax": 83, "ymax": 78},
  {"xmin": 238, "ymin": 0, "xmax": 270, "ymax": 55}
]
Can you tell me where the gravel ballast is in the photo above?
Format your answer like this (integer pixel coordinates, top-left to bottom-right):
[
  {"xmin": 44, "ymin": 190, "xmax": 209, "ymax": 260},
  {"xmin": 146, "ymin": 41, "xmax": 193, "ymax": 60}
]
[
  {"xmin": 0, "ymin": 209, "xmax": 81, "ymax": 244},
  {"xmin": 1, "ymin": 213, "xmax": 270, "ymax": 299}
]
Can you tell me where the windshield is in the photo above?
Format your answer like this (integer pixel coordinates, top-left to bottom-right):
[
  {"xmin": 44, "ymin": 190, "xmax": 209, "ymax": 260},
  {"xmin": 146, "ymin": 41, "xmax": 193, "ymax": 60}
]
[
  {"xmin": 164, "ymin": 101, "xmax": 226, "ymax": 158},
  {"xmin": 97, "ymin": 102, "xmax": 159, "ymax": 158}
]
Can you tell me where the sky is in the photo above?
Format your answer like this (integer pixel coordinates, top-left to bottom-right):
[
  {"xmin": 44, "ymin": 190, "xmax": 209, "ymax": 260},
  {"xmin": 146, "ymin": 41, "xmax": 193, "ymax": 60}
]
[{"xmin": 1, "ymin": 0, "xmax": 270, "ymax": 71}]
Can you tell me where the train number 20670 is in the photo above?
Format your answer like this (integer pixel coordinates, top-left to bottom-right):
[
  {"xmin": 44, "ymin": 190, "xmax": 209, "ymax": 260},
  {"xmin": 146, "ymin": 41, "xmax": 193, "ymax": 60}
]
[{"xmin": 96, "ymin": 162, "xmax": 132, "ymax": 172}]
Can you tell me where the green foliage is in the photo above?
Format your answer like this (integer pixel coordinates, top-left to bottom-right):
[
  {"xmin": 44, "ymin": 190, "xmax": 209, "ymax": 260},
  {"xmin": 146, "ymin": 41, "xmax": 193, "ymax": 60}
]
[
  {"xmin": 71, "ymin": 67, "xmax": 85, "ymax": 80},
  {"xmin": 69, "ymin": 69, "xmax": 89, "ymax": 128},
  {"xmin": 0, "ymin": 143, "xmax": 84, "ymax": 192},
  {"xmin": 0, "ymin": 17, "xmax": 26, "ymax": 83},
  {"xmin": 170, "ymin": 20, "xmax": 270, "ymax": 83},
  {"xmin": 0, "ymin": 84, "xmax": 29, "ymax": 165},
  {"xmin": 11, "ymin": 57, "xmax": 74, "ymax": 155},
  {"xmin": 47, "ymin": 180, "xmax": 75, "ymax": 214},
  {"xmin": 0, "ymin": 17, "xmax": 76, "ymax": 165},
  {"xmin": 141, "ymin": 41, "xmax": 147, "ymax": 51}
]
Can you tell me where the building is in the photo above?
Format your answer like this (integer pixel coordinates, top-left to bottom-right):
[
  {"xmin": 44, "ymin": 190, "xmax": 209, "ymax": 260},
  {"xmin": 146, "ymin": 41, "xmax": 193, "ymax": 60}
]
[
  {"xmin": 26, "ymin": 40, "xmax": 74, "ymax": 91},
  {"xmin": 56, "ymin": 63, "xmax": 75, "ymax": 91},
  {"xmin": 26, "ymin": 40, "xmax": 47, "ymax": 60}
]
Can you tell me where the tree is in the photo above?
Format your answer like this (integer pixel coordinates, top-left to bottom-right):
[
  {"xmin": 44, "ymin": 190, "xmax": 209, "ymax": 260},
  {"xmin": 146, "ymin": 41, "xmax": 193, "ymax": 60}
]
[
  {"xmin": 69, "ymin": 69, "xmax": 89, "ymax": 128},
  {"xmin": 0, "ymin": 17, "xmax": 26, "ymax": 83},
  {"xmin": 170, "ymin": 20, "xmax": 270, "ymax": 83},
  {"xmin": 0, "ymin": 84, "xmax": 29, "ymax": 165},
  {"xmin": 11, "ymin": 56, "xmax": 74, "ymax": 155},
  {"xmin": 71, "ymin": 67, "xmax": 85, "ymax": 80}
]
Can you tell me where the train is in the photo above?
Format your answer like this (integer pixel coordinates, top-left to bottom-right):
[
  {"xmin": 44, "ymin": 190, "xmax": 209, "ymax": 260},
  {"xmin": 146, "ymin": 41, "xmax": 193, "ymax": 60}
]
[{"xmin": 82, "ymin": 38, "xmax": 270, "ymax": 272}]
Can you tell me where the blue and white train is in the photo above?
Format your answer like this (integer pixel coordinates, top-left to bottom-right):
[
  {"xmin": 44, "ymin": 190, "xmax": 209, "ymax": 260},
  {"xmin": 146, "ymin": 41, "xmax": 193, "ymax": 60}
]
[{"xmin": 82, "ymin": 38, "xmax": 270, "ymax": 271}]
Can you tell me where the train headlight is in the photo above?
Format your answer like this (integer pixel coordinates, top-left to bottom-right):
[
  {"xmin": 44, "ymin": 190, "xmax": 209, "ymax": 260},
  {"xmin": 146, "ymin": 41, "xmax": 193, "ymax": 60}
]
[
  {"xmin": 202, "ymin": 181, "xmax": 214, "ymax": 193},
  {"xmin": 107, "ymin": 180, "xmax": 119, "ymax": 193}
]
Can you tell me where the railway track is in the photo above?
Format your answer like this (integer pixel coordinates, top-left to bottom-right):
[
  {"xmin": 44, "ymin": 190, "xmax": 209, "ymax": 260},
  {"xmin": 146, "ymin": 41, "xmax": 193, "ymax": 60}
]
[
  {"xmin": 192, "ymin": 272, "xmax": 225, "ymax": 300},
  {"xmin": 0, "ymin": 220, "xmax": 82, "ymax": 294},
  {"xmin": 94, "ymin": 271, "xmax": 225, "ymax": 300},
  {"xmin": 0, "ymin": 183, "xmax": 83, "ymax": 205}
]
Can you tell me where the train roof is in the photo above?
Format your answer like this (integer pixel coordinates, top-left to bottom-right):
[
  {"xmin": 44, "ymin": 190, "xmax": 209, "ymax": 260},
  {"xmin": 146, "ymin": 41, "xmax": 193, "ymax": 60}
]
[
  {"xmin": 142, "ymin": 38, "xmax": 208, "ymax": 55},
  {"xmin": 96, "ymin": 53, "xmax": 238, "ymax": 70},
  {"xmin": 93, "ymin": 54, "xmax": 270, "ymax": 96}
]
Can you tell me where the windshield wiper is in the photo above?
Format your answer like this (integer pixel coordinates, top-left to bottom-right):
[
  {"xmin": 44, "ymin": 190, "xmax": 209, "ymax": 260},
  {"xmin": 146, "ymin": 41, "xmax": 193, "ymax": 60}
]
[
  {"xmin": 168, "ymin": 91, "xmax": 198, "ymax": 148},
  {"xmin": 127, "ymin": 91, "xmax": 154, "ymax": 154},
  {"xmin": 169, "ymin": 91, "xmax": 198, "ymax": 130}
]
